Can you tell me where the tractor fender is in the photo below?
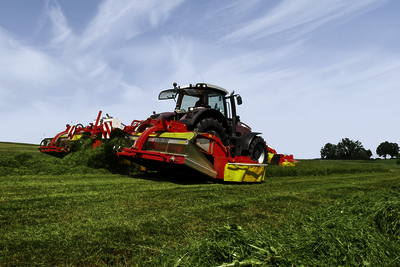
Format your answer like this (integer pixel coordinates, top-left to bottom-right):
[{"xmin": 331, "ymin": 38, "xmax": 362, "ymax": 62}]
[
  {"xmin": 180, "ymin": 108, "xmax": 229, "ymax": 132},
  {"xmin": 240, "ymin": 132, "xmax": 262, "ymax": 151}
]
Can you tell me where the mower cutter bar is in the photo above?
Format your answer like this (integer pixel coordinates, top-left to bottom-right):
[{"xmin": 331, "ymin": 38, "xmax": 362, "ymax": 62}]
[{"xmin": 117, "ymin": 119, "xmax": 267, "ymax": 182}]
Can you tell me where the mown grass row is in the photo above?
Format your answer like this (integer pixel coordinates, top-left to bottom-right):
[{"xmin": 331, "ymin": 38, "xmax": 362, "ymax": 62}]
[
  {"xmin": 0, "ymin": 140, "xmax": 139, "ymax": 177},
  {"xmin": 3, "ymin": 173, "xmax": 397, "ymax": 266},
  {"xmin": 1, "ymin": 142, "xmax": 400, "ymax": 266},
  {"xmin": 0, "ymin": 140, "xmax": 393, "ymax": 178},
  {"xmin": 157, "ymin": 185, "xmax": 400, "ymax": 266}
]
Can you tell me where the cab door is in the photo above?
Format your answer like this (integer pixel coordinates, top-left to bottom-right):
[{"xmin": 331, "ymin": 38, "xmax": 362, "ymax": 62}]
[{"xmin": 207, "ymin": 92, "xmax": 226, "ymax": 117}]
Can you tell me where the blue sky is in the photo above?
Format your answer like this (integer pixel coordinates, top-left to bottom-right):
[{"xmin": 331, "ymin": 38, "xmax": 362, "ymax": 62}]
[{"xmin": 1, "ymin": 0, "xmax": 399, "ymax": 159}]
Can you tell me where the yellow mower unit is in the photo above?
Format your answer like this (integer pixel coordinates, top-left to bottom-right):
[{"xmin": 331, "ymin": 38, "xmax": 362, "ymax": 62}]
[{"xmin": 116, "ymin": 119, "xmax": 267, "ymax": 182}]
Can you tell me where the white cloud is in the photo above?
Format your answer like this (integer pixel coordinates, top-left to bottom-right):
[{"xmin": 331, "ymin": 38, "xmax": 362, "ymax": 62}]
[
  {"xmin": 0, "ymin": 30, "xmax": 72, "ymax": 110},
  {"xmin": 79, "ymin": 0, "xmax": 185, "ymax": 50},
  {"xmin": 48, "ymin": 1, "xmax": 75, "ymax": 45},
  {"xmin": 162, "ymin": 36, "xmax": 197, "ymax": 82},
  {"xmin": 220, "ymin": 0, "xmax": 386, "ymax": 43}
]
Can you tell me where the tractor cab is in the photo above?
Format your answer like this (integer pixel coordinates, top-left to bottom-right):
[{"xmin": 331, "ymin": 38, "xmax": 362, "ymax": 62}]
[
  {"xmin": 157, "ymin": 82, "xmax": 252, "ymax": 139},
  {"xmin": 154, "ymin": 82, "xmax": 269, "ymax": 165},
  {"xmin": 158, "ymin": 83, "xmax": 228, "ymax": 117},
  {"xmin": 156, "ymin": 82, "xmax": 259, "ymax": 161}
]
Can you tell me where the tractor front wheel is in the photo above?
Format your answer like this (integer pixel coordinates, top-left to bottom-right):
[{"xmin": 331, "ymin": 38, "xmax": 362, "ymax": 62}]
[
  {"xmin": 195, "ymin": 118, "xmax": 229, "ymax": 146},
  {"xmin": 249, "ymin": 137, "xmax": 268, "ymax": 164}
]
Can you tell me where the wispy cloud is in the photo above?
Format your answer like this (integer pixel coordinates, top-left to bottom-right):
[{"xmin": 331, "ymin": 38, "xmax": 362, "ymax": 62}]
[
  {"xmin": 0, "ymin": 29, "xmax": 72, "ymax": 109},
  {"xmin": 48, "ymin": 1, "xmax": 75, "ymax": 45},
  {"xmin": 220, "ymin": 0, "xmax": 386, "ymax": 43},
  {"xmin": 79, "ymin": 0, "xmax": 184, "ymax": 50}
]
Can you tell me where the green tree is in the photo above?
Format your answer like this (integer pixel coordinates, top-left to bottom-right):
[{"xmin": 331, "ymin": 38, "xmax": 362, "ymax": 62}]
[
  {"xmin": 337, "ymin": 138, "xmax": 365, "ymax": 160},
  {"xmin": 355, "ymin": 148, "xmax": 372, "ymax": 160},
  {"xmin": 321, "ymin": 138, "xmax": 370, "ymax": 160},
  {"xmin": 388, "ymin": 143, "xmax": 399, "ymax": 159},
  {"xmin": 376, "ymin": 141, "xmax": 399, "ymax": 159},
  {"xmin": 320, "ymin": 143, "xmax": 338, "ymax": 159},
  {"xmin": 365, "ymin": 149, "xmax": 373, "ymax": 159},
  {"xmin": 377, "ymin": 141, "xmax": 390, "ymax": 159}
]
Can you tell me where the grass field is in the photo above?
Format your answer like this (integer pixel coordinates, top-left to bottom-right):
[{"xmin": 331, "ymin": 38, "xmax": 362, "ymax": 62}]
[
  {"xmin": 0, "ymin": 142, "xmax": 41, "ymax": 155},
  {"xmin": 0, "ymin": 141, "xmax": 399, "ymax": 266}
]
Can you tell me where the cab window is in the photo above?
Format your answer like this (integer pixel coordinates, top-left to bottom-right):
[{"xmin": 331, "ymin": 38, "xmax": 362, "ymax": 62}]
[
  {"xmin": 179, "ymin": 89, "xmax": 206, "ymax": 112},
  {"xmin": 208, "ymin": 92, "xmax": 225, "ymax": 116},
  {"xmin": 180, "ymin": 95, "xmax": 200, "ymax": 112}
]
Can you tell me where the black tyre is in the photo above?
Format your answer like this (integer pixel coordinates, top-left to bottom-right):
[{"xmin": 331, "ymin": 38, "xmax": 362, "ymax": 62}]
[
  {"xmin": 248, "ymin": 137, "xmax": 268, "ymax": 164},
  {"xmin": 195, "ymin": 118, "xmax": 229, "ymax": 146}
]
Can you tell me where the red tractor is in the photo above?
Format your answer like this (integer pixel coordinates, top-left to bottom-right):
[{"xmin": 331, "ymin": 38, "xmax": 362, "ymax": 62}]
[
  {"xmin": 152, "ymin": 82, "xmax": 268, "ymax": 163},
  {"xmin": 116, "ymin": 82, "xmax": 273, "ymax": 182}
]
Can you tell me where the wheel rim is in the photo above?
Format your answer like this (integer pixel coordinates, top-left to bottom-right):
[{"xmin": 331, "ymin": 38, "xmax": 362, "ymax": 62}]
[{"xmin": 254, "ymin": 144, "xmax": 265, "ymax": 163}]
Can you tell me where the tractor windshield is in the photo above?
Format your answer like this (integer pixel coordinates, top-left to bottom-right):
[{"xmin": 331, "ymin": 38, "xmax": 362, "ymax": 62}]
[
  {"xmin": 178, "ymin": 89, "xmax": 206, "ymax": 112},
  {"xmin": 175, "ymin": 89, "xmax": 226, "ymax": 115}
]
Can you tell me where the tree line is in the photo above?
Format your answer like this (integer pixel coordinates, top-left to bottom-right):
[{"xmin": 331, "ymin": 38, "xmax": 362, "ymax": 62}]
[{"xmin": 320, "ymin": 138, "xmax": 399, "ymax": 160}]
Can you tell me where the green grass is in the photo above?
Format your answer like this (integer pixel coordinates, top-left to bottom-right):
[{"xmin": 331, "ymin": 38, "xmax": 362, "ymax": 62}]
[
  {"xmin": 0, "ymin": 140, "xmax": 138, "ymax": 176},
  {"xmin": 168, "ymin": 186, "xmax": 400, "ymax": 266},
  {"xmin": 0, "ymin": 142, "xmax": 399, "ymax": 266},
  {"xmin": 0, "ymin": 141, "xmax": 41, "ymax": 155},
  {"xmin": 265, "ymin": 159, "xmax": 393, "ymax": 177}
]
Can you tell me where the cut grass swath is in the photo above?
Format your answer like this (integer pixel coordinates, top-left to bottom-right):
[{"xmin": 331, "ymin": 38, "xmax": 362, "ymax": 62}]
[
  {"xmin": 1, "ymin": 141, "xmax": 400, "ymax": 266},
  {"xmin": 160, "ymin": 186, "xmax": 400, "ymax": 267}
]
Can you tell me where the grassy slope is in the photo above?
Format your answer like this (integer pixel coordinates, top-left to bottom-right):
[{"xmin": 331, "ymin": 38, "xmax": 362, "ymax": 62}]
[
  {"xmin": 0, "ymin": 142, "xmax": 399, "ymax": 266},
  {"xmin": 0, "ymin": 141, "xmax": 41, "ymax": 155}
]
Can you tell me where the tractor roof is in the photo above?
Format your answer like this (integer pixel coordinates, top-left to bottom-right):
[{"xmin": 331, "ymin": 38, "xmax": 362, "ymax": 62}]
[{"xmin": 179, "ymin": 83, "xmax": 228, "ymax": 95}]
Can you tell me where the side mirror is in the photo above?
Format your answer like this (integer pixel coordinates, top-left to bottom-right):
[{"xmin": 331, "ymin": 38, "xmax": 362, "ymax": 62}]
[
  {"xmin": 236, "ymin": 95, "xmax": 242, "ymax": 105},
  {"xmin": 158, "ymin": 89, "xmax": 177, "ymax": 100}
]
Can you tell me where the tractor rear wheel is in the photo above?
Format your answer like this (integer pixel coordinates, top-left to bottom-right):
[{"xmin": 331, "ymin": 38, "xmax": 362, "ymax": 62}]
[
  {"xmin": 195, "ymin": 118, "xmax": 229, "ymax": 146},
  {"xmin": 249, "ymin": 137, "xmax": 268, "ymax": 164}
]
